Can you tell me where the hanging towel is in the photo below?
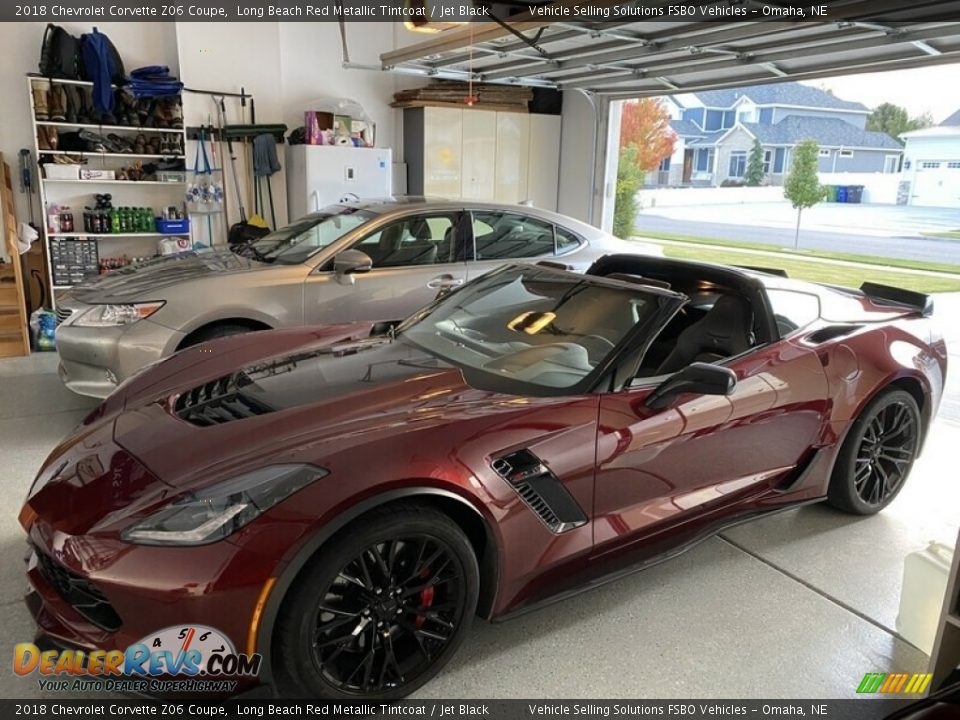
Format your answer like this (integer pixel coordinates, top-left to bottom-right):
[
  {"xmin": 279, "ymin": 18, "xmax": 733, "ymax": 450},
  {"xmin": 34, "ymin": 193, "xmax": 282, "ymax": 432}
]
[{"xmin": 252, "ymin": 134, "xmax": 281, "ymax": 177}]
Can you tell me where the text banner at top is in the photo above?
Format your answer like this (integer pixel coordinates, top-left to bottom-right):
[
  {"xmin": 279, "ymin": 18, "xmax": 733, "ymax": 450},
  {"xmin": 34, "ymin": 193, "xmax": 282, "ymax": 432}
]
[{"xmin": 4, "ymin": 1, "xmax": 960, "ymax": 23}]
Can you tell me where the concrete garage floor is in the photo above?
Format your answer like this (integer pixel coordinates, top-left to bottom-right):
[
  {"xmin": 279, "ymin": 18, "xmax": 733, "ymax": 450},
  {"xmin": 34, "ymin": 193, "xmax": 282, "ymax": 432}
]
[{"xmin": 0, "ymin": 297, "xmax": 957, "ymax": 700}]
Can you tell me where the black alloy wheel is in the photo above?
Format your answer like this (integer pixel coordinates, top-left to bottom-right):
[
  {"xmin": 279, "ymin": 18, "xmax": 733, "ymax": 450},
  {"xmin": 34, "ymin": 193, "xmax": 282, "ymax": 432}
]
[
  {"xmin": 828, "ymin": 389, "xmax": 921, "ymax": 515},
  {"xmin": 275, "ymin": 504, "xmax": 479, "ymax": 698}
]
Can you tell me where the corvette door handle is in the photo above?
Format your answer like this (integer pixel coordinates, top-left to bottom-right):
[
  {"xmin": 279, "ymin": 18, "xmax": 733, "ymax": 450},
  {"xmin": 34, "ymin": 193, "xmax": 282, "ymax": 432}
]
[{"xmin": 427, "ymin": 275, "xmax": 465, "ymax": 290}]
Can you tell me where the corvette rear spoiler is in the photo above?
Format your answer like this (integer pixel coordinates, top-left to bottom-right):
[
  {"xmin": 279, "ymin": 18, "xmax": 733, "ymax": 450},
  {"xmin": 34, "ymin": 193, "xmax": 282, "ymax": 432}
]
[{"xmin": 860, "ymin": 282, "xmax": 934, "ymax": 317}]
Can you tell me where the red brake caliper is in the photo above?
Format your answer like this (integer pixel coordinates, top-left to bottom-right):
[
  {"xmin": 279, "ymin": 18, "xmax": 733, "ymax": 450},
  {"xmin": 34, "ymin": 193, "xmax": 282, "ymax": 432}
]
[{"xmin": 415, "ymin": 568, "xmax": 434, "ymax": 628}]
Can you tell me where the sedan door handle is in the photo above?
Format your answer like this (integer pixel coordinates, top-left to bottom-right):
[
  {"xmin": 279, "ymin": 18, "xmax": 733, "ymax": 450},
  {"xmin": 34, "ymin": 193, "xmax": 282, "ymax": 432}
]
[{"xmin": 427, "ymin": 275, "xmax": 465, "ymax": 290}]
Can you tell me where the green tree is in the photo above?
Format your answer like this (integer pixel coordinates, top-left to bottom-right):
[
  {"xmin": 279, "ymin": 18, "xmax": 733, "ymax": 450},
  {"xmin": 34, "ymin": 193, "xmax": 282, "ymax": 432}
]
[
  {"xmin": 866, "ymin": 103, "xmax": 934, "ymax": 143},
  {"xmin": 745, "ymin": 139, "xmax": 765, "ymax": 186},
  {"xmin": 783, "ymin": 139, "xmax": 827, "ymax": 250},
  {"xmin": 613, "ymin": 145, "xmax": 645, "ymax": 239}
]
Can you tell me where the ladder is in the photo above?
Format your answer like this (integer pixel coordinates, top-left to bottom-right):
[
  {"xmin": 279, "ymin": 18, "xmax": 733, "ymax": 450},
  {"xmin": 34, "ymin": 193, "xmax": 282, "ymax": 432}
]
[{"xmin": 0, "ymin": 153, "xmax": 31, "ymax": 358}]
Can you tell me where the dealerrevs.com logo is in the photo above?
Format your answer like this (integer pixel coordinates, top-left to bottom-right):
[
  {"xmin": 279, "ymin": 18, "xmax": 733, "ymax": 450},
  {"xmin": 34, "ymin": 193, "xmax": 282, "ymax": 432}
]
[{"xmin": 13, "ymin": 625, "xmax": 261, "ymax": 693}]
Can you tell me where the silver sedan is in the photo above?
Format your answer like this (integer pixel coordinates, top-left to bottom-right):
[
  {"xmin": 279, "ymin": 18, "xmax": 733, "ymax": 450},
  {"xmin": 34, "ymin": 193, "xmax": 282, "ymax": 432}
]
[{"xmin": 54, "ymin": 198, "xmax": 652, "ymax": 397}]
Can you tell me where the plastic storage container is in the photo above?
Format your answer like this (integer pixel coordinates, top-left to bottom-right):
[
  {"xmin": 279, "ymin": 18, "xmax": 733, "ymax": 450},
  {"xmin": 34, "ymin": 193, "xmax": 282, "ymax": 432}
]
[
  {"xmin": 847, "ymin": 185, "xmax": 864, "ymax": 204},
  {"xmin": 897, "ymin": 541, "xmax": 953, "ymax": 654},
  {"xmin": 836, "ymin": 185, "xmax": 849, "ymax": 203},
  {"xmin": 156, "ymin": 218, "xmax": 190, "ymax": 234}
]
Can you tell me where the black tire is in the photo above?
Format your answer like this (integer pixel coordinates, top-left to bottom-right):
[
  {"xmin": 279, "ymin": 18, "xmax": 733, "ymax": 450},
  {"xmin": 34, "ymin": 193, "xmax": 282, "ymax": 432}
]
[
  {"xmin": 181, "ymin": 323, "xmax": 256, "ymax": 348},
  {"xmin": 274, "ymin": 504, "xmax": 479, "ymax": 699},
  {"xmin": 827, "ymin": 388, "xmax": 921, "ymax": 515}
]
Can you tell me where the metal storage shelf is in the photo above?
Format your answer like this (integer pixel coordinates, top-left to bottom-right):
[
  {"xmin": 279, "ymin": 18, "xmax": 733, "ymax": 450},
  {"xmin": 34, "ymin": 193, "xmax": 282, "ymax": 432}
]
[
  {"xmin": 29, "ymin": 74, "xmax": 189, "ymax": 308},
  {"xmin": 36, "ymin": 121, "xmax": 183, "ymax": 134}
]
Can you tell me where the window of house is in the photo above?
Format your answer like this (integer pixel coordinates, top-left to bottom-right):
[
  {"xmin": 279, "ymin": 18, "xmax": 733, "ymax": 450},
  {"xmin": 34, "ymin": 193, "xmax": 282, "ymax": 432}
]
[
  {"xmin": 920, "ymin": 161, "xmax": 941, "ymax": 170},
  {"xmin": 762, "ymin": 149, "xmax": 772, "ymax": 174},
  {"xmin": 695, "ymin": 148, "xmax": 712, "ymax": 172},
  {"xmin": 884, "ymin": 156, "xmax": 900, "ymax": 174},
  {"xmin": 947, "ymin": 161, "xmax": 960, "ymax": 169},
  {"xmin": 839, "ymin": 150, "xmax": 854, "ymax": 158},
  {"xmin": 728, "ymin": 151, "xmax": 747, "ymax": 178},
  {"xmin": 472, "ymin": 212, "xmax": 556, "ymax": 260},
  {"xmin": 659, "ymin": 156, "xmax": 671, "ymax": 171},
  {"xmin": 818, "ymin": 149, "xmax": 831, "ymax": 157},
  {"xmin": 766, "ymin": 290, "xmax": 821, "ymax": 336}
]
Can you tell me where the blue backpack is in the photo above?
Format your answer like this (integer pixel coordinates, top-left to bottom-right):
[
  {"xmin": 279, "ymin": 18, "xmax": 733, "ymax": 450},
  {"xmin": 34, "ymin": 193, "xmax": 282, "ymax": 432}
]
[{"xmin": 80, "ymin": 28, "xmax": 125, "ymax": 114}]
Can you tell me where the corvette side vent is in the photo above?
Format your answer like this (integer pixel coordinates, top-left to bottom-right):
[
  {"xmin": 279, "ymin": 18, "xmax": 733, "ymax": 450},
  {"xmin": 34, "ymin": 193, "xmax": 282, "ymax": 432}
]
[
  {"xmin": 492, "ymin": 449, "xmax": 587, "ymax": 534},
  {"xmin": 174, "ymin": 371, "xmax": 273, "ymax": 426}
]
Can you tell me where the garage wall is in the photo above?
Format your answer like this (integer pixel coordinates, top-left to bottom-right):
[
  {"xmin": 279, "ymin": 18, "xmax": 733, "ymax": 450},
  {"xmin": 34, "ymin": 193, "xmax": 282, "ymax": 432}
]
[
  {"xmin": 557, "ymin": 90, "xmax": 599, "ymax": 226},
  {"xmin": 0, "ymin": 22, "xmax": 180, "ymax": 257},
  {"xmin": 278, "ymin": 23, "xmax": 405, "ymax": 160}
]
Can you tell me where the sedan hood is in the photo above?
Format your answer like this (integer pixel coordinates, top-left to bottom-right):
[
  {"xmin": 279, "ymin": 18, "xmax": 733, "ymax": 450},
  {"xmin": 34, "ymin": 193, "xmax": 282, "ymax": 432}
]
[{"xmin": 68, "ymin": 249, "xmax": 266, "ymax": 303}]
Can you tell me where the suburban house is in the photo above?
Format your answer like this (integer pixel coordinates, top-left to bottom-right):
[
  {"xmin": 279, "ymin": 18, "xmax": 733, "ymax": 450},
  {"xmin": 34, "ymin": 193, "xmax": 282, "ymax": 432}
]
[
  {"xmin": 899, "ymin": 109, "xmax": 960, "ymax": 208},
  {"xmin": 651, "ymin": 82, "xmax": 903, "ymax": 187}
]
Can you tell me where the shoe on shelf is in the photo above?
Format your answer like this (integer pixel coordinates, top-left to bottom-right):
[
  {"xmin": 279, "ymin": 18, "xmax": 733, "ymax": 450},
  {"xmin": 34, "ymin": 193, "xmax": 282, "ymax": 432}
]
[
  {"xmin": 76, "ymin": 86, "xmax": 94, "ymax": 124},
  {"xmin": 32, "ymin": 80, "xmax": 50, "ymax": 120},
  {"xmin": 171, "ymin": 135, "xmax": 183, "ymax": 156},
  {"xmin": 63, "ymin": 84, "xmax": 80, "ymax": 124},
  {"xmin": 107, "ymin": 134, "xmax": 133, "ymax": 153},
  {"xmin": 37, "ymin": 127, "xmax": 51, "ymax": 151},
  {"xmin": 147, "ymin": 136, "xmax": 162, "ymax": 155},
  {"xmin": 49, "ymin": 85, "xmax": 67, "ymax": 122},
  {"xmin": 133, "ymin": 133, "xmax": 147, "ymax": 154},
  {"xmin": 166, "ymin": 98, "xmax": 184, "ymax": 129},
  {"xmin": 79, "ymin": 129, "xmax": 110, "ymax": 153}
]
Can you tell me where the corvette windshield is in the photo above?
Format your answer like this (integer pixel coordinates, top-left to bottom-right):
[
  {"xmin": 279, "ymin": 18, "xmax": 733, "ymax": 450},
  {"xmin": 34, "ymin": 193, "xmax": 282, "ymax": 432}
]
[
  {"xmin": 239, "ymin": 206, "xmax": 375, "ymax": 264},
  {"xmin": 397, "ymin": 265, "xmax": 663, "ymax": 392}
]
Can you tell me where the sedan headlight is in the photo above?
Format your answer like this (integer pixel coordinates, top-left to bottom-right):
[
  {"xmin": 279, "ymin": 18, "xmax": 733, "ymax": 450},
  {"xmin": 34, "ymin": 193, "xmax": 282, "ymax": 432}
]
[
  {"xmin": 73, "ymin": 302, "xmax": 165, "ymax": 327},
  {"xmin": 122, "ymin": 464, "xmax": 328, "ymax": 546}
]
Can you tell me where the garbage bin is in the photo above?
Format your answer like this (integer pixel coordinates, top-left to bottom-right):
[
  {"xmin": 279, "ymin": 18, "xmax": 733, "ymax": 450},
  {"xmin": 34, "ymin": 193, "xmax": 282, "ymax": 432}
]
[
  {"xmin": 836, "ymin": 185, "xmax": 849, "ymax": 203},
  {"xmin": 826, "ymin": 185, "xmax": 838, "ymax": 202},
  {"xmin": 847, "ymin": 185, "xmax": 864, "ymax": 204}
]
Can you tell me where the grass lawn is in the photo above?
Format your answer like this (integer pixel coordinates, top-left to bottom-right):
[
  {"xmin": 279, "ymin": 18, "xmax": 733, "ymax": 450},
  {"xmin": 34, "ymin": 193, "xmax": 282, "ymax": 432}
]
[
  {"xmin": 656, "ymin": 244, "xmax": 960, "ymax": 293},
  {"xmin": 922, "ymin": 230, "xmax": 960, "ymax": 240},
  {"xmin": 637, "ymin": 231, "xmax": 960, "ymax": 276}
]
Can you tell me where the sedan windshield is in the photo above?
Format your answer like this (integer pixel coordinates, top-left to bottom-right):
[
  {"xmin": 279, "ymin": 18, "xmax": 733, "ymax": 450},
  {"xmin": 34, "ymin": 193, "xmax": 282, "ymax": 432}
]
[
  {"xmin": 240, "ymin": 206, "xmax": 375, "ymax": 264},
  {"xmin": 397, "ymin": 265, "xmax": 666, "ymax": 393}
]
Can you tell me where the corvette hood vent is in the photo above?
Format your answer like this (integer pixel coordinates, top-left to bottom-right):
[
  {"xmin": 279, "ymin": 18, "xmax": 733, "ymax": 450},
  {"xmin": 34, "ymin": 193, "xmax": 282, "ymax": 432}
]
[
  {"xmin": 492, "ymin": 449, "xmax": 587, "ymax": 534},
  {"xmin": 174, "ymin": 371, "xmax": 273, "ymax": 426}
]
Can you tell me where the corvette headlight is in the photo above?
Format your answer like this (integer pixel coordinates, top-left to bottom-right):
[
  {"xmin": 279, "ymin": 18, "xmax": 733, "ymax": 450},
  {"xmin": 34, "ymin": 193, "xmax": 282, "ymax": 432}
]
[
  {"xmin": 122, "ymin": 464, "xmax": 328, "ymax": 546},
  {"xmin": 73, "ymin": 302, "xmax": 165, "ymax": 327}
]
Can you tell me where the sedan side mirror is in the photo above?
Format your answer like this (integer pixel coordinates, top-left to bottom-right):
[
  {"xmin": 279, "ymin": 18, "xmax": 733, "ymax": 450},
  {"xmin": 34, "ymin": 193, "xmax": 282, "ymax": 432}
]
[
  {"xmin": 334, "ymin": 249, "xmax": 373, "ymax": 285},
  {"xmin": 644, "ymin": 362, "xmax": 737, "ymax": 410}
]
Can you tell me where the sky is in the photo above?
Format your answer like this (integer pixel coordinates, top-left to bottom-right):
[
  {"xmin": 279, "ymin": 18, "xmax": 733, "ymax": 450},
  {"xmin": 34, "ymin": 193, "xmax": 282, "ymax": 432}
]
[{"xmin": 807, "ymin": 63, "xmax": 960, "ymax": 123}]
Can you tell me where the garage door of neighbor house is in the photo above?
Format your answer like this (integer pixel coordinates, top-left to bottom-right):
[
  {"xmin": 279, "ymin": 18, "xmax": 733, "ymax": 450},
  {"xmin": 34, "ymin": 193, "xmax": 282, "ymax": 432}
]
[{"xmin": 912, "ymin": 161, "xmax": 960, "ymax": 207}]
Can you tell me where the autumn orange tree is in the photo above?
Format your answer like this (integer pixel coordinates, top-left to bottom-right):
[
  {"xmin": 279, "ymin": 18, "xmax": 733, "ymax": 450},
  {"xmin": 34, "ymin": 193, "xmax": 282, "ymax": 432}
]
[{"xmin": 614, "ymin": 99, "xmax": 677, "ymax": 238}]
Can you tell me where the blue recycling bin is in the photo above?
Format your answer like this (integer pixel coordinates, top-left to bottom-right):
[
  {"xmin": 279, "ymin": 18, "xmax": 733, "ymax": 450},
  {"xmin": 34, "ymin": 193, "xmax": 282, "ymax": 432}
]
[{"xmin": 836, "ymin": 185, "xmax": 849, "ymax": 203}]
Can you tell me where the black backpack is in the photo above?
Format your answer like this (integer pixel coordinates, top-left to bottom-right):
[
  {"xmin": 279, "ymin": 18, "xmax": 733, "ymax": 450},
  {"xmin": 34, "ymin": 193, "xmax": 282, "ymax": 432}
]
[
  {"xmin": 39, "ymin": 24, "xmax": 81, "ymax": 79},
  {"xmin": 80, "ymin": 28, "xmax": 126, "ymax": 86}
]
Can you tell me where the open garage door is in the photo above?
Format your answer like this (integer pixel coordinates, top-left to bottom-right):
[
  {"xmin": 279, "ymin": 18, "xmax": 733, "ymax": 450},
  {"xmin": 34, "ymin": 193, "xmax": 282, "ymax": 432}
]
[
  {"xmin": 382, "ymin": 2, "xmax": 960, "ymax": 227},
  {"xmin": 911, "ymin": 162, "xmax": 960, "ymax": 207}
]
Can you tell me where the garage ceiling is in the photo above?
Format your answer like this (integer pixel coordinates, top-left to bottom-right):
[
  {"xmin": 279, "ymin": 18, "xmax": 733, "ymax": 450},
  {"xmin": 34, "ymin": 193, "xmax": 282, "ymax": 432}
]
[{"xmin": 380, "ymin": 0, "xmax": 960, "ymax": 99}]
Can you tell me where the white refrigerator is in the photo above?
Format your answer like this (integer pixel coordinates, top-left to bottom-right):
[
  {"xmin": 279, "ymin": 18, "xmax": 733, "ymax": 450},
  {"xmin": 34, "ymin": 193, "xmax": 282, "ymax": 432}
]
[{"xmin": 286, "ymin": 144, "xmax": 393, "ymax": 220}]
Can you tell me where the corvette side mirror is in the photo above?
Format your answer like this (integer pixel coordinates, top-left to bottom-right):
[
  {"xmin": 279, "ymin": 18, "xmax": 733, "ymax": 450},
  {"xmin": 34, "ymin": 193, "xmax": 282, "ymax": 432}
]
[
  {"xmin": 644, "ymin": 362, "xmax": 737, "ymax": 410},
  {"xmin": 334, "ymin": 249, "xmax": 373, "ymax": 285}
]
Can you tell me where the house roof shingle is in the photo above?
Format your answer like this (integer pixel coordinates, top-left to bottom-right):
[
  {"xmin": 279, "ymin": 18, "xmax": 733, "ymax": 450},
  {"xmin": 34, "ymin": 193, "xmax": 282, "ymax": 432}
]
[
  {"xmin": 692, "ymin": 82, "xmax": 869, "ymax": 113},
  {"xmin": 669, "ymin": 119, "xmax": 705, "ymax": 137},
  {"xmin": 941, "ymin": 109, "xmax": 960, "ymax": 126},
  {"xmin": 741, "ymin": 117, "xmax": 902, "ymax": 150}
]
